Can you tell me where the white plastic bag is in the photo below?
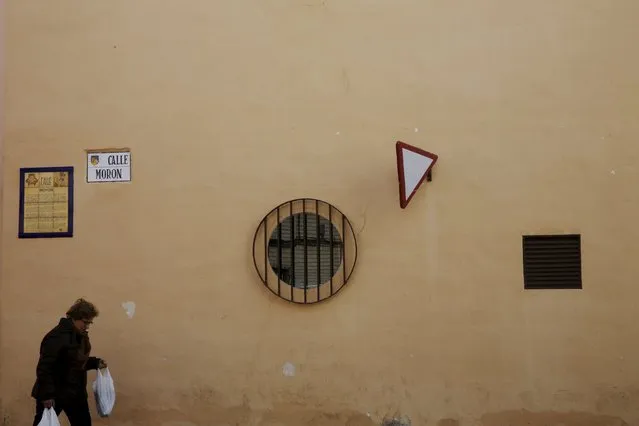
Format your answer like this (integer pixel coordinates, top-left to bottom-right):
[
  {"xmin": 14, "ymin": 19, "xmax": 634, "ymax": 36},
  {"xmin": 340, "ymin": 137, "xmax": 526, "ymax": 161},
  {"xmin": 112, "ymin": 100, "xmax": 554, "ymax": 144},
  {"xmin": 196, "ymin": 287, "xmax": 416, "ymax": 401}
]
[
  {"xmin": 92, "ymin": 367, "xmax": 116, "ymax": 417},
  {"xmin": 37, "ymin": 407, "xmax": 61, "ymax": 426}
]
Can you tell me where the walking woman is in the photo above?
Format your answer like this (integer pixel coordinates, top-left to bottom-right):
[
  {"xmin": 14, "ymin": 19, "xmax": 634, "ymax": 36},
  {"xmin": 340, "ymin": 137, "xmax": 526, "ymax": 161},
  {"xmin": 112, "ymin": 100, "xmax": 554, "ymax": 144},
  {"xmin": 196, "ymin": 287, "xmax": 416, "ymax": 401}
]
[{"xmin": 31, "ymin": 299, "xmax": 107, "ymax": 426}]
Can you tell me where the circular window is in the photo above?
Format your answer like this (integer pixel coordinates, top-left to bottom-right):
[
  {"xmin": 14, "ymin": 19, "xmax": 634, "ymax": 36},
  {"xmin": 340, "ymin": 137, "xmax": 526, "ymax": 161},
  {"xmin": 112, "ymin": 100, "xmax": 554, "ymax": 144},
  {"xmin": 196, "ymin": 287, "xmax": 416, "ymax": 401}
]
[{"xmin": 253, "ymin": 199, "xmax": 358, "ymax": 304}]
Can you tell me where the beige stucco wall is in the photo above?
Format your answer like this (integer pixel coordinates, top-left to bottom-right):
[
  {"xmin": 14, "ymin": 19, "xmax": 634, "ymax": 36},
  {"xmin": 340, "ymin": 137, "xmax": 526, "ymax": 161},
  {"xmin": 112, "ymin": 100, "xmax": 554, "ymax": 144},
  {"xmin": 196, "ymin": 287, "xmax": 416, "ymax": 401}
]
[
  {"xmin": 2, "ymin": 1, "xmax": 639, "ymax": 425},
  {"xmin": 0, "ymin": 0, "xmax": 5, "ymax": 420}
]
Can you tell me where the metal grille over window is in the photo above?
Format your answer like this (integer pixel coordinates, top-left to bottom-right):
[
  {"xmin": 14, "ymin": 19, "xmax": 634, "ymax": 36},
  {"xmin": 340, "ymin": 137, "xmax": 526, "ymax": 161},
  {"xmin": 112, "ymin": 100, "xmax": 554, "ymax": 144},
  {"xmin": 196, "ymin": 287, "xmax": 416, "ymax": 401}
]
[
  {"xmin": 253, "ymin": 199, "xmax": 358, "ymax": 304},
  {"xmin": 522, "ymin": 234, "xmax": 582, "ymax": 290}
]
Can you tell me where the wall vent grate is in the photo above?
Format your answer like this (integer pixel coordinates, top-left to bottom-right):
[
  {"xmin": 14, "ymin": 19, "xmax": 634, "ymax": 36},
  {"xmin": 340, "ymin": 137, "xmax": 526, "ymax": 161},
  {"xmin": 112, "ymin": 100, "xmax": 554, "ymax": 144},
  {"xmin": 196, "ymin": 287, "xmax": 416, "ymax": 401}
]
[{"xmin": 522, "ymin": 234, "xmax": 582, "ymax": 290}]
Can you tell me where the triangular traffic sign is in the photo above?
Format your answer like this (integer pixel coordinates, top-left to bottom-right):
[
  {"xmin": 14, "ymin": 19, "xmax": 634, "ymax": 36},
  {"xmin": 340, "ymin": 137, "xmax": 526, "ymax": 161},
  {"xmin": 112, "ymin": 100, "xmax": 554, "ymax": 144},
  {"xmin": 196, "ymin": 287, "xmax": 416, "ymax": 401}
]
[{"xmin": 396, "ymin": 141, "xmax": 438, "ymax": 209}]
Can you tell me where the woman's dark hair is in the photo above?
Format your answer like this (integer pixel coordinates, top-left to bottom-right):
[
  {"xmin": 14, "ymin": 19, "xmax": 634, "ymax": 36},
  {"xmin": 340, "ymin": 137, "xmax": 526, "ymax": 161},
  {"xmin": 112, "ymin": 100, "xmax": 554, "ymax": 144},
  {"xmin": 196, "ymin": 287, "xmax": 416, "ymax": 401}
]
[{"xmin": 66, "ymin": 298, "xmax": 99, "ymax": 321}]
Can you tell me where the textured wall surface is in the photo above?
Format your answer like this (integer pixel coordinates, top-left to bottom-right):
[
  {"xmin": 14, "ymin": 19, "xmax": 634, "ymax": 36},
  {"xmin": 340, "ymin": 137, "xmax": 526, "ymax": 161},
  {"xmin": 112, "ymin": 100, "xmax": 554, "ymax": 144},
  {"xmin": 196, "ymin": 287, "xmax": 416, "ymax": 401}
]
[
  {"xmin": 0, "ymin": 0, "xmax": 5, "ymax": 420},
  {"xmin": 2, "ymin": 1, "xmax": 639, "ymax": 425}
]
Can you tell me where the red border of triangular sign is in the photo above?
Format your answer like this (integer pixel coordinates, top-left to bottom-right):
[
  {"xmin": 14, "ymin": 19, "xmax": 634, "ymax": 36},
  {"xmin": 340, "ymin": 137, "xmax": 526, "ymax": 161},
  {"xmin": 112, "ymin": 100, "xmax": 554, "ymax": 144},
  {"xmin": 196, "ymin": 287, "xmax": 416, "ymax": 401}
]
[{"xmin": 396, "ymin": 141, "xmax": 438, "ymax": 209}]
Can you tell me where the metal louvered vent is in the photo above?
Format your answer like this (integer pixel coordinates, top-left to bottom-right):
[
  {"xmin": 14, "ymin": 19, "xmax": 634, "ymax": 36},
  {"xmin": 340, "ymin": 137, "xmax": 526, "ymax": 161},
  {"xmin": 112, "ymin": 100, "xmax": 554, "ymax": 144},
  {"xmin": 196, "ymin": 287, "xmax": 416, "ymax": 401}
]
[{"xmin": 522, "ymin": 234, "xmax": 582, "ymax": 290}]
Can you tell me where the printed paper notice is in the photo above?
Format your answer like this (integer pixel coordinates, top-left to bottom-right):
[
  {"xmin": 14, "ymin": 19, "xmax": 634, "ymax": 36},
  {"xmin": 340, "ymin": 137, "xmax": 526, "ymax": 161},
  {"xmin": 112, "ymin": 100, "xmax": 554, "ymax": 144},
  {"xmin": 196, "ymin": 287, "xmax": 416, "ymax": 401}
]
[{"xmin": 20, "ymin": 168, "xmax": 73, "ymax": 237}]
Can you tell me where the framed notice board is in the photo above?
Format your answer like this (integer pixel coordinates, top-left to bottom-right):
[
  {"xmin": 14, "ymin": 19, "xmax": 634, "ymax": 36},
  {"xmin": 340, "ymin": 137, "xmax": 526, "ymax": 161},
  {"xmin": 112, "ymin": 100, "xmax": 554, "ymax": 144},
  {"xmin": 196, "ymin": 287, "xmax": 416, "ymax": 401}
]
[{"xmin": 19, "ymin": 166, "xmax": 74, "ymax": 238}]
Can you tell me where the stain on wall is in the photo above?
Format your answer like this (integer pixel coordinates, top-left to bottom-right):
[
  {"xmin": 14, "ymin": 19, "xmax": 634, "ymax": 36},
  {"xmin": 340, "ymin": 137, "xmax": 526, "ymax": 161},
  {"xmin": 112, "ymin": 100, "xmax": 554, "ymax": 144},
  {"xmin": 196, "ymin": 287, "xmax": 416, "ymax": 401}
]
[
  {"xmin": 121, "ymin": 301, "xmax": 136, "ymax": 319},
  {"xmin": 437, "ymin": 419, "xmax": 460, "ymax": 426},
  {"xmin": 481, "ymin": 409, "xmax": 629, "ymax": 426}
]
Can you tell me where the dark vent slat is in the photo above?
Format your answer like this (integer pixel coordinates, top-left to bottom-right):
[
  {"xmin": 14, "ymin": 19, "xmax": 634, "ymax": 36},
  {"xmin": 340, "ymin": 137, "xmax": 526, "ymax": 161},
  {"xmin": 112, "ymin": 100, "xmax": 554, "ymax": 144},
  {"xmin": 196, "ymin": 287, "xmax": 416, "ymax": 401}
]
[
  {"xmin": 524, "ymin": 253, "xmax": 580, "ymax": 259},
  {"xmin": 525, "ymin": 273, "xmax": 581, "ymax": 279},
  {"xmin": 522, "ymin": 235, "xmax": 581, "ymax": 243},
  {"xmin": 526, "ymin": 284, "xmax": 581, "ymax": 288},
  {"xmin": 525, "ymin": 261, "xmax": 580, "ymax": 266},
  {"xmin": 524, "ymin": 246, "xmax": 579, "ymax": 251},
  {"xmin": 524, "ymin": 264, "xmax": 581, "ymax": 270},
  {"xmin": 524, "ymin": 250, "xmax": 580, "ymax": 256},
  {"xmin": 522, "ymin": 234, "xmax": 582, "ymax": 290},
  {"xmin": 524, "ymin": 239, "xmax": 579, "ymax": 245},
  {"xmin": 526, "ymin": 283, "xmax": 581, "ymax": 288},
  {"xmin": 526, "ymin": 277, "xmax": 581, "ymax": 281},
  {"xmin": 524, "ymin": 244, "xmax": 579, "ymax": 249},
  {"xmin": 524, "ymin": 248, "xmax": 580, "ymax": 253},
  {"xmin": 528, "ymin": 281, "xmax": 581, "ymax": 289},
  {"xmin": 523, "ymin": 272, "xmax": 582, "ymax": 278},
  {"xmin": 525, "ymin": 268, "xmax": 581, "ymax": 275}
]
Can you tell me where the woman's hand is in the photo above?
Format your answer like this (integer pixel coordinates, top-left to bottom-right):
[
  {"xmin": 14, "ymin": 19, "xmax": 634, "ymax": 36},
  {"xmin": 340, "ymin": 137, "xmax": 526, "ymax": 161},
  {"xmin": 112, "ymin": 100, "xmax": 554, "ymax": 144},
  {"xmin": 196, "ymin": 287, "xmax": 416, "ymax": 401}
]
[{"xmin": 98, "ymin": 359, "xmax": 108, "ymax": 369}]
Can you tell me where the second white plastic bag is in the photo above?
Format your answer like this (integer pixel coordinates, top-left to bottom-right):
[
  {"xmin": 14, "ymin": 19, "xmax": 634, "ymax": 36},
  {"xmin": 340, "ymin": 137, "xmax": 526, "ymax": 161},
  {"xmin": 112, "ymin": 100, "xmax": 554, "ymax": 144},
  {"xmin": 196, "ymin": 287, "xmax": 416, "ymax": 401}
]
[
  {"xmin": 37, "ymin": 407, "xmax": 60, "ymax": 426},
  {"xmin": 92, "ymin": 367, "xmax": 116, "ymax": 417}
]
